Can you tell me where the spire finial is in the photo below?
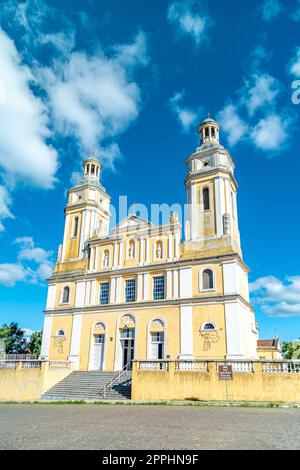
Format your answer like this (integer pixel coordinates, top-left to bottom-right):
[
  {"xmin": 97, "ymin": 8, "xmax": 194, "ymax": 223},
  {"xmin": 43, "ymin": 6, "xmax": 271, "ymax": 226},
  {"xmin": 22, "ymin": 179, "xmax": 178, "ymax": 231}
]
[{"xmin": 208, "ymin": 109, "xmax": 211, "ymax": 119}]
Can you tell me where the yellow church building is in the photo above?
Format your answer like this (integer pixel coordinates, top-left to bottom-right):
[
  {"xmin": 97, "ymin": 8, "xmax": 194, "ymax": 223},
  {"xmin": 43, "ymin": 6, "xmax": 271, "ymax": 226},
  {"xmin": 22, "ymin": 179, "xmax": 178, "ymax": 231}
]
[{"xmin": 40, "ymin": 116, "xmax": 259, "ymax": 371}]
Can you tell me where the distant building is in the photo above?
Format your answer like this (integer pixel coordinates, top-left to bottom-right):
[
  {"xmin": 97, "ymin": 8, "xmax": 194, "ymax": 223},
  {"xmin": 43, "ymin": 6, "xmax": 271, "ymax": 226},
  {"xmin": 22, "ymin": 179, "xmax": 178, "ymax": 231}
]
[
  {"xmin": 257, "ymin": 338, "xmax": 283, "ymax": 360},
  {"xmin": 41, "ymin": 116, "xmax": 259, "ymax": 370}
]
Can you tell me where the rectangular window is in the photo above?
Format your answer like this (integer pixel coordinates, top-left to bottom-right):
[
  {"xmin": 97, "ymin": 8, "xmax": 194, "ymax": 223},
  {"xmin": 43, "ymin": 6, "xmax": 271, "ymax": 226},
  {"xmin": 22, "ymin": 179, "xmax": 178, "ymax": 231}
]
[
  {"xmin": 153, "ymin": 276, "xmax": 165, "ymax": 300},
  {"xmin": 125, "ymin": 279, "xmax": 136, "ymax": 302},
  {"xmin": 100, "ymin": 282, "xmax": 109, "ymax": 305}
]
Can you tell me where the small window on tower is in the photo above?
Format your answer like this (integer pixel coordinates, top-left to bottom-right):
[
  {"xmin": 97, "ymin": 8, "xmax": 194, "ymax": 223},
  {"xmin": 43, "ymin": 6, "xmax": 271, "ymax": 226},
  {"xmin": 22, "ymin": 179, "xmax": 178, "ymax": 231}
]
[
  {"xmin": 203, "ymin": 187, "xmax": 210, "ymax": 210},
  {"xmin": 73, "ymin": 217, "xmax": 79, "ymax": 237},
  {"xmin": 91, "ymin": 165, "xmax": 95, "ymax": 175},
  {"xmin": 205, "ymin": 127, "xmax": 209, "ymax": 137},
  {"xmin": 211, "ymin": 127, "xmax": 215, "ymax": 137}
]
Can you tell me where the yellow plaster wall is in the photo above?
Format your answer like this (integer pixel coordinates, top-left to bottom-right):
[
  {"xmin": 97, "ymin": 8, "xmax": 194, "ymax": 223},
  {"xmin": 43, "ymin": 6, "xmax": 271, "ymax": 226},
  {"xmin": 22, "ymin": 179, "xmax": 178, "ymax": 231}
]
[
  {"xmin": 77, "ymin": 306, "xmax": 180, "ymax": 371},
  {"xmin": 192, "ymin": 304, "xmax": 227, "ymax": 358},
  {"xmin": 65, "ymin": 211, "xmax": 82, "ymax": 260},
  {"xmin": 54, "ymin": 281, "xmax": 76, "ymax": 309},
  {"xmin": 48, "ymin": 315, "xmax": 74, "ymax": 361},
  {"xmin": 0, "ymin": 363, "xmax": 72, "ymax": 401},
  {"xmin": 192, "ymin": 263, "xmax": 224, "ymax": 297},
  {"xmin": 132, "ymin": 361, "xmax": 300, "ymax": 403}
]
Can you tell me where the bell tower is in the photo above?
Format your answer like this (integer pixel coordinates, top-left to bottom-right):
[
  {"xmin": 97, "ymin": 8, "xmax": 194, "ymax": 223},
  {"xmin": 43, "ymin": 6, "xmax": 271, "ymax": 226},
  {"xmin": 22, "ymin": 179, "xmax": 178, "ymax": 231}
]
[
  {"xmin": 184, "ymin": 115, "xmax": 241, "ymax": 256},
  {"xmin": 59, "ymin": 153, "xmax": 111, "ymax": 264}
]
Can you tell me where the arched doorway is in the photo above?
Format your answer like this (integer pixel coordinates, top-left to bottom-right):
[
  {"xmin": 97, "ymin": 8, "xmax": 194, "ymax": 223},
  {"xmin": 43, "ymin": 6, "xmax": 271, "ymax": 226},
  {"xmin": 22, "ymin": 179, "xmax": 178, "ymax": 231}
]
[
  {"xmin": 91, "ymin": 322, "xmax": 106, "ymax": 370},
  {"xmin": 119, "ymin": 314, "xmax": 135, "ymax": 370}
]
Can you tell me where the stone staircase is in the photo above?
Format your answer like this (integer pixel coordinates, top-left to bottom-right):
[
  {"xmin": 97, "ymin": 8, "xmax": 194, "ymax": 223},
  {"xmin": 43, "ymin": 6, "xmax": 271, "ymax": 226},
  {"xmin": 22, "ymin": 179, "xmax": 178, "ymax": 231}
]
[{"xmin": 41, "ymin": 370, "xmax": 132, "ymax": 401}]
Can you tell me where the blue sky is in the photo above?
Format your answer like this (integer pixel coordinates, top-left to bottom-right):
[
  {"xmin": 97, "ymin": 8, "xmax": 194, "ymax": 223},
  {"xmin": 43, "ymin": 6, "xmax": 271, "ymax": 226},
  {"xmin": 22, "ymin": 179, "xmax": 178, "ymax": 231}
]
[{"xmin": 0, "ymin": 0, "xmax": 299, "ymax": 341}]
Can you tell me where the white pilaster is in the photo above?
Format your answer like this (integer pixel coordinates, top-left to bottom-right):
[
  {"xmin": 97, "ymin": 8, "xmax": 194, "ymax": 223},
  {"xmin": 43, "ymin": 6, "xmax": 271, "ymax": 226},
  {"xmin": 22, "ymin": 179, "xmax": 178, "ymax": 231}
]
[
  {"xmin": 179, "ymin": 305, "xmax": 193, "ymax": 358},
  {"xmin": 139, "ymin": 237, "xmax": 144, "ymax": 265},
  {"xmin": 174, "ymin": 231, "xmax": 180, "ymax": 259},
  {"xmin": 166, "ymin": 270, "xmax": 173, "ymax": 299},
  {"xmin": 115, "ymin": 276, "xmax": 122, "ymax": 303},
  {"xmin": 75, "ymin": 281, "xmax": 86, "ymax": 308},
  {"xmin": 113, "ymin": 242, "xmax": 118, "ymax": 269},
  {"xmin": 137, "ymin": 273, "xmax": 143, "ymax": 301},
  {"xmin": 173, "ymin": 269, "xmax": 179, "ymax": 298},
  {"xmin": 143, "ymin": 272, "xmax": 150, "ymax": 300},
  {"xmin": 214, "ymin": 177, "xmax": 226, "ymax": 238},
  {"xmin": 190, "ymin": 182, "xmax": 197, "ymax": 240},
  {"xmin": 110, "ymin": 277, "xmax": 116, "ymax": 303},
  {"xmin": 145, "ymin": 238, "xmax": 150, "ymax": 264},
  {"xmin": 40, "ymin": 315, "xmax": 53, "ymax": 359},
  {"xmin": 61, "ymin": 214, "xmax": 70, "ymax": 262},
  {"xmin": 179, "ymin": 267, "xmax": 192, "ymax": 298},
  {"xmin": 45, "ymin": 285, "xmax": 56, "ymax": 310},
  {"xmin": 118, "ymin": 241, "xmax": 123, "ymax": 268},
  {"xmin": 167, "ymin": 233, "xmax": 172, "ymax": 261},
  {"xmin": 69, "ymin": 314, "xmax": 83, "ymax": 370},
  {"xmin": 224, "ymin": 301, "xmax": 244, "ymax": 359}
]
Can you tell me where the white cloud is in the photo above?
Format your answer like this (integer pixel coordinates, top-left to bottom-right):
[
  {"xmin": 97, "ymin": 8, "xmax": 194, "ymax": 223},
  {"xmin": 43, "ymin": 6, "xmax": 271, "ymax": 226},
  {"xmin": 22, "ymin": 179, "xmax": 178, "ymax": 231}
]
[
  {"xmin": 0, "ymin": 185, "xmax": 14, "ymax": 232},
  {"xmin": 289, "ymin": 48, "xmax": 300, "ymax": 77},
  {"xmin": 0, "ymin": 28, "xmax": 58, "ymax": 188},
  {"xmin": 38, "ymin": 31, "xmax": 148, "ymax": 160},
  {"xmin": 260, "ymin": 0, "xmax": 283, "ymax": 22},
  {"xmin": 243, "ymin": 74, "xmax": 281, "ymax": 116},
  {"xmin": 0, "ymin": 236, "xmax": 54, "ymax": 287},
  {"xmin": 250, "ymin": 275, "xmax": 300, "ymax": 317},
  {"xmin": 167, "ymin": 0, "xmax": 213, "ymax": 46},
  {"xmin": 169, "ymin": 90, "xmax": 201, "ymax": 132},
  {"xmin": 250, "ymin": 114, "xmax": 289, "ymax": 151},
  {"xmin": 0, "ymin": 263, "xmax": 28, "ymax": 287},
  {"xmin": 217, "ymin": 104, "xmax": 248, "ymax": 146}
]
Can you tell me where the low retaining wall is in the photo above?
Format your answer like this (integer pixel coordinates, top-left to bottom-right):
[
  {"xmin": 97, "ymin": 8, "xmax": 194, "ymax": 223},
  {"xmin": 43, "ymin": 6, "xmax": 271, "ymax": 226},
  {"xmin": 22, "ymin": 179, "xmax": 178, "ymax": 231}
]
[
  {"xmin": 0, "ymin": 361, "xmax": 72, "ymax": 401},
  {"xmin": 131, "ymin": 360, "xmax": 300, "ymax": 403}
]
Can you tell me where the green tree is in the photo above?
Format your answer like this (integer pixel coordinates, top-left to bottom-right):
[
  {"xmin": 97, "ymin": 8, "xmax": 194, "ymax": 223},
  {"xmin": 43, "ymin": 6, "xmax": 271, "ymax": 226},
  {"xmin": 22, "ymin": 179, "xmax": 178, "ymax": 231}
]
[
  {"xmin": 0, "ymin": 322, "xmax": 28, "ymax": 354},
  {"xmin": 282, "ymin": 339, "xmax": 300, "ymax": 359},
  {"xmin": 27, "ymin": 331, "xmax": 43, "ymax": 357}
]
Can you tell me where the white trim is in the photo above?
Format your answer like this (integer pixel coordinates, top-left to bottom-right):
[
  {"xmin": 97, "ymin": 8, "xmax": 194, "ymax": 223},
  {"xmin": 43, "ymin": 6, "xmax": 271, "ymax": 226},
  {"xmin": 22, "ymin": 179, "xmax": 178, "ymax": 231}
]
[
  {"xmin": 88, "ymin": 320, "xmax": 107, "ymax": 371},
  {"xmin": 46, "ymin": 285, "xmax": 56, "ymax": 310},
  {"xmin": 114, "ymin": 312, "xmax": 138, "ymax": 371},
  {"xmin": 199, "ymin": 266, "xmax": 216, "ymax": 292},
  {"xmin": 179, "ymin": 267, "xmax": 192, "ymax": 299},
  {"xmin": 69, "ymin": 314, "xmax": 83, "ymax": 370},
  {"xmin": 40, "ymin": 315, "xmax": 53, "ymax": 360},
  {"xmin": 146, "ymin": 317, "xmax": 166, "ymax": 360}
]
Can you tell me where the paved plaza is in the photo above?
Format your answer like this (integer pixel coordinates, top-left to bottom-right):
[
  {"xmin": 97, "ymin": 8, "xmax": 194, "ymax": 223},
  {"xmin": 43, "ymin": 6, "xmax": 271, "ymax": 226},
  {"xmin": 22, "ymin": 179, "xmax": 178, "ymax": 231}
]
[{"xmin": 0, "ymin": 404, "xmax": 299, "ymax": 450}]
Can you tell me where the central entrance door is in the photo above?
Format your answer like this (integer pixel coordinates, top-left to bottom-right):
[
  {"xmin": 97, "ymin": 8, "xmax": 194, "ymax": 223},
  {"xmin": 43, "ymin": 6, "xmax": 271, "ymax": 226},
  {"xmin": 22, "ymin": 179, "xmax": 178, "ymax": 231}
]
[
  {"xmin": 120, "ymin": 327, "xmax": 135, "ymax": 370},
  {"xmin": 93, "ymin": 334, "xmax": 105, "ymax": 370}
]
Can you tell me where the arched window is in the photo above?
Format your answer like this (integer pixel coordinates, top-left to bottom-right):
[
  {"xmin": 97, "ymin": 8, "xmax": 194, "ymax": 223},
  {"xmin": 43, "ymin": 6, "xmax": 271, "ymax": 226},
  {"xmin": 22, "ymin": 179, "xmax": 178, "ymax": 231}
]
[
  {"xmin": 62, "ymin": 286, "xmax": 70, "ymax": 303},
  {"xmin": 201, "ymin": 322, "xmax": 217, "ymax": 331},
  {"xmin": 73, "ymin": 216, "xmax": 79, "ymax": 237},
  {"xmin": 57, "ymin": 329, "xmax": 65, "ymax": 337},
  {"xmin": 202, "ymin": 269, "xmax": 214, "ymax": 290},
  {"xmin": 203, "ymin": 187, "xmax": 210, "ymax": 210}
]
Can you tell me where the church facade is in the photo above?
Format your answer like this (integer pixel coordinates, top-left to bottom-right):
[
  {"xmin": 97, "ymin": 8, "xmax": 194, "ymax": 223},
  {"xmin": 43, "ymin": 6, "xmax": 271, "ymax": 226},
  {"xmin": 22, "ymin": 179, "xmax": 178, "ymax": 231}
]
[{"xmin": 40, "ymin": 117, "xmax": 259, "ymax": 371}]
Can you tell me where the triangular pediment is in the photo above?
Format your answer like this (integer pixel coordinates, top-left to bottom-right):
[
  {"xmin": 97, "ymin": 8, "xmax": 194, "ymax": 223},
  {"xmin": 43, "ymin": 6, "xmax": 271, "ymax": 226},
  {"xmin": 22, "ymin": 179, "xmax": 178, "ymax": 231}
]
[{"xmin": 112, "ymin": 214, "xmax": 153, "ymax": 233}]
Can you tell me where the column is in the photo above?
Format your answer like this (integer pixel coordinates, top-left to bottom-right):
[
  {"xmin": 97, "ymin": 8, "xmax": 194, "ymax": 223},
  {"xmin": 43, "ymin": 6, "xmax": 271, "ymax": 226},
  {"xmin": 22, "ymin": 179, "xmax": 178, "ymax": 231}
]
[
  {"xmin": 118, "ymin": 241, "xmax": 123, "ymax": 268},
  {"xmin": 115, "ymin": 276, "xmax": 122, "ymax": 303},
  {"xmin": 113, "ymin": 242, "xmax": 118, "ymax": 269},
  {"xmin": 145, "ymin": 237, "xmax": 150, "ymax": 264},
  {"xmin": 166, "ymin": 270, "xmax": 173, "ymax": 299},
  {"xmin": 190, "ymin": 182, "xmax": 197, "ymax": 240},
  {"xmin": 40, "ymin": 315, "xmax": 53, "ymax": 360},
  {"xmin": 139, "ymin": 237, "xmax": 144, "ymax": 265},
  {"xmin": 214, "ymin": 177, "xmax": 226, "ymax": 238},
  {"xmin": 137, "ymin": 273, "xmax": 143, "ymax": 301},
  {"xmin": 143, "ymin": 272, "xmax": 150, "ymax": 300},
  {"xmin": 94, "ymin": 246, "xmax": 99, "ymax": 271},
  {"xmin": 168, "ymin": 233, "xmax": 172, "ymax": 261},
  {"xmin": 110, "ymin": 277, "xmax": 116, "ymax": 303},
  {"xmin": 174, "ymin": 231, "xmax": 180, "ymax": 259},
  {"xmin": 69, "ymin": 313, "xmax": 83, "ymax": 370},
  {"xmin": 173, "ymin": 269, "xmax": 179, "ymax": 298}
]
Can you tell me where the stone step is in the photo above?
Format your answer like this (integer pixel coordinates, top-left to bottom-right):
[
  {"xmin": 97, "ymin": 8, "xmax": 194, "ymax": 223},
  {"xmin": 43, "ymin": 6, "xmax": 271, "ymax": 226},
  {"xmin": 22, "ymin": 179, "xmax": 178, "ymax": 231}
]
[{"xmin": 41, "ymin": 370, "xmax": 132, "ymax": 401}]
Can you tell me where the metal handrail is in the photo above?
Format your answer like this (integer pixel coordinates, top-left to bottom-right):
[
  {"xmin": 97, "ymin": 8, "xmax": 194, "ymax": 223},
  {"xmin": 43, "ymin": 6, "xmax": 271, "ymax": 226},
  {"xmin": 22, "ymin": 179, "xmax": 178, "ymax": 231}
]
[{"xmin": 97, "ymin": 363, "xmax": 131, "ymax": 398}]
